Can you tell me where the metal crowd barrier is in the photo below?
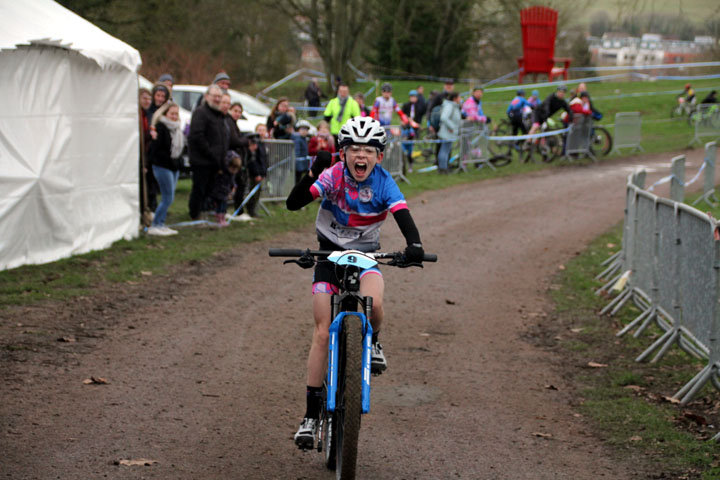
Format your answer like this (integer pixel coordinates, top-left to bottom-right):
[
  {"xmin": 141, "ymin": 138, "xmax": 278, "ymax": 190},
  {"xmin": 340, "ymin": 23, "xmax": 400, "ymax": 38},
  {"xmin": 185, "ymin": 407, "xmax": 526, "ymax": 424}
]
[
  {"xmin": 692, "ymin": 141, "xmax": 719, "ymax": 208},
  {"xmin": 260, "ymin": 139, "xmax": 295, "ymax": 213},
  {"xmin": 383, "ymin": 126, "xmax": 409, "ymax": 183},
  {"xmin": 564, "ymin": 116, "xmax": 595, "ymax": 161},
  {"xmin": 689, "ymin": 103, "xmax": 720, "ymax": 146},
  {"xmin": 457, "ymin": 121, "xmax": 493, "ymax": 172},
  {"xmin": 598, "ymin": 156, "xmax": 720, "ymax": 409},
  {"xmin": 610, "ymin": 112, "xmax": 644, "ymax": 155}
]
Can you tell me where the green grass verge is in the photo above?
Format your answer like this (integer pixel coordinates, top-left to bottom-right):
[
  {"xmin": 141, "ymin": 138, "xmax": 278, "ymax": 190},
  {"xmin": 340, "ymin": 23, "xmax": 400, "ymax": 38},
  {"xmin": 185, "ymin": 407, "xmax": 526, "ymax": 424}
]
[
  {"xmin": 550, "ymin": 225, "xmax": 720, "ymax": 478},
  {"xmin": 259, "ymin": 76, "xmax": 720, "ymax": 156}
]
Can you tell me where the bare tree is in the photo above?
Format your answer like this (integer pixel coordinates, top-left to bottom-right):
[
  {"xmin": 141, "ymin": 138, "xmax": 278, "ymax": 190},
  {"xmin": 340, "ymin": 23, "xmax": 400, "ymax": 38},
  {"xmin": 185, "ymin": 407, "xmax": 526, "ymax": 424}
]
[{"xmin": 274, "ymin": 0, "xmax": 369, "ymax": 87}]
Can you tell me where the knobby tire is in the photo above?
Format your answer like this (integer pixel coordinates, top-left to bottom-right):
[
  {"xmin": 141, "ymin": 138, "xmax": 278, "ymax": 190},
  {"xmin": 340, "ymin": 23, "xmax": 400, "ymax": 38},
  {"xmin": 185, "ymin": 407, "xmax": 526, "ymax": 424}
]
[
  {"xmin": 590, "ymin": 126, "xmax": 613, "ymax": 157},
  {"xmin": 321, "ymin": 382, "xmax": 337, "ymax": 470},
  {"xmin": 336, "ymin": 314, "xmax": 363, "ymax": 480}
]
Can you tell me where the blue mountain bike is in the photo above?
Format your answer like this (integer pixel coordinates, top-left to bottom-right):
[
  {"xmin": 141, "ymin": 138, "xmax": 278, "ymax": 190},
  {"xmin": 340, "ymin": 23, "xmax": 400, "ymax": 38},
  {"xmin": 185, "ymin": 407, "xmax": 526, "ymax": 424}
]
[{"xmin": 269, "ymin": 248, "xmax": 436, "ymax": 479}]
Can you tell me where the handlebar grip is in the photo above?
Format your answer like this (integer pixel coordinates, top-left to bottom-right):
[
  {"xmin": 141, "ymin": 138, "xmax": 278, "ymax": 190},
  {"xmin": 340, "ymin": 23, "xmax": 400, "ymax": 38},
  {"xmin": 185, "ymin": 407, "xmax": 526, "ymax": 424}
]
[
  {"xmin": 423, "ymin": 253, "xmax": 438, "ymax": 262},
  {"xmin": 268, "ymin": 248, "xmax": 305, "ymax": 257}
]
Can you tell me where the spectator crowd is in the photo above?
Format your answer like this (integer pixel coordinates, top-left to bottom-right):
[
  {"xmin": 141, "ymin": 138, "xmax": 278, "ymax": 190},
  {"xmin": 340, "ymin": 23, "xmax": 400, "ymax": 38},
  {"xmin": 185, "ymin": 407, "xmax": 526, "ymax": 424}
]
[{"xmin": 139, "ymin": 70, "xmax": 608, "ymax": 235}]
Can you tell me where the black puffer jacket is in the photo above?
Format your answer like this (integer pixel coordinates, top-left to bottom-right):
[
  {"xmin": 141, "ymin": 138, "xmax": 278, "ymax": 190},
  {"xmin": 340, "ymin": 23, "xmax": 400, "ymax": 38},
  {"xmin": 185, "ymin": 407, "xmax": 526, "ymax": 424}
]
[
  {"xmin": 147, "ymin": 122, "xmax": 180, "ymax": 171},
  {"xmin": 188, "ymin": 103, "xmax": 229, "ymax": 170}
]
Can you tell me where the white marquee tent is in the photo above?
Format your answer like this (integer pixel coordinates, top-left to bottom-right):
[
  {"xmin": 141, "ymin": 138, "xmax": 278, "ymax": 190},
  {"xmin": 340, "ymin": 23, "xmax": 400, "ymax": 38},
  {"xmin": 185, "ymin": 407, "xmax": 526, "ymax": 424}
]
[{"xmin": 0, "ymin": 0, "xmax": 142, "ymax": 270}]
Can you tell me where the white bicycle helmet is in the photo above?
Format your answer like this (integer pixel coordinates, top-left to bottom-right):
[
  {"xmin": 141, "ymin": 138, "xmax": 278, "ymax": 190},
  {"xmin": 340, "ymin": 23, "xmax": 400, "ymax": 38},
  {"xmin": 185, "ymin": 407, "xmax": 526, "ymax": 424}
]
[{"xmin": 338, "ymin": 117, "xmax": 387, "ymax": 152}]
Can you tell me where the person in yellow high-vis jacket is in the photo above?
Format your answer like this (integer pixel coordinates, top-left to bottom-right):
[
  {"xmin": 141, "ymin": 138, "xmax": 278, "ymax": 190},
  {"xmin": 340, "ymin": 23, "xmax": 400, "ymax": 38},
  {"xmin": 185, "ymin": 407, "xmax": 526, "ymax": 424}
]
[{"xmin": 323, "ymin": 83, "xmax": 361, "ymax": 137}]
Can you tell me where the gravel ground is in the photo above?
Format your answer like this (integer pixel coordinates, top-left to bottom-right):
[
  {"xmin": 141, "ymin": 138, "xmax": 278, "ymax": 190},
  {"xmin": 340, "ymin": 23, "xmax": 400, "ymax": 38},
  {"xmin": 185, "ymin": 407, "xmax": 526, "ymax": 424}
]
[{"xmin": 1, "ymin": 149, "xmax": 707, "ymax": 479}]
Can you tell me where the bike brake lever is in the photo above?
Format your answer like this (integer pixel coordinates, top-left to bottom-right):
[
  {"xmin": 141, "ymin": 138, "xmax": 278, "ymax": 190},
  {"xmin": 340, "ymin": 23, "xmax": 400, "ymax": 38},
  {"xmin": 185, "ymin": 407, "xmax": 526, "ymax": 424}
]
[{"xmin": 283, "ymin": 256, "xmax": 315, "ymax": 269}]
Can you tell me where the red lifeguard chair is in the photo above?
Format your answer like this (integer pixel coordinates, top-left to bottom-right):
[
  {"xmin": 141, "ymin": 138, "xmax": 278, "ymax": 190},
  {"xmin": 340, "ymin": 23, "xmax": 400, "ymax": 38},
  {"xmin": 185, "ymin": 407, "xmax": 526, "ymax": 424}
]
[{"xmin": 516, "ymin": 6, "xmax": 571, "ymax": 84}]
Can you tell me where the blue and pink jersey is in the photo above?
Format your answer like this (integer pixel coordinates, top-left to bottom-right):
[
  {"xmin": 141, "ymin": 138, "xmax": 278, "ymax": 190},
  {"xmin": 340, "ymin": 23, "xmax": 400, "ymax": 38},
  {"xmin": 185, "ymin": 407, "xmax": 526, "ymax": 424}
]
[{"xmin": 310, "ymin": 161, "xmax": 408, "ymax": 251}]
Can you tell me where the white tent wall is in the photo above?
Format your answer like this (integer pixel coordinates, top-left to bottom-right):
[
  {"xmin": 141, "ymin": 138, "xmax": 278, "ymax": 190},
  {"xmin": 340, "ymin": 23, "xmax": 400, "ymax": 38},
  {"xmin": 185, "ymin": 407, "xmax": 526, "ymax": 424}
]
[{"xmin": 0, "ymin": 46, "xmax": 140, "ymax": 270}]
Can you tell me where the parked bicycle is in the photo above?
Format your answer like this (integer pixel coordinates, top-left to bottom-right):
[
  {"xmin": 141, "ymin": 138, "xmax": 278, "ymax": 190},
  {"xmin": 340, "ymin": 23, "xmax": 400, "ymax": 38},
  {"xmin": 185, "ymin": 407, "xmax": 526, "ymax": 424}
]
[
  {"xmin": 687, "ymin": 103, "xmax": 720, "ymax": 128},
  {"xmin": 269, "ymin": 248, "xmax": 437, "ymax": 479},
  {"xmin": 670, "ymin": 96, "xmax": 696, "ymax": 119},
  {"xmin": 589, "ymin": 124, "xmax": 613, "ymax": 157}
]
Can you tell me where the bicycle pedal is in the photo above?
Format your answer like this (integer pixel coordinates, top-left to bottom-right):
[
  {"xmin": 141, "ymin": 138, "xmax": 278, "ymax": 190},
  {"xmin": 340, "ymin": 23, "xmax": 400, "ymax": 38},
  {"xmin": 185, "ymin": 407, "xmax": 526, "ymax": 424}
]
[{"xmin": 295, "ymin": 438, "xmax": 314, "ymax": 451}]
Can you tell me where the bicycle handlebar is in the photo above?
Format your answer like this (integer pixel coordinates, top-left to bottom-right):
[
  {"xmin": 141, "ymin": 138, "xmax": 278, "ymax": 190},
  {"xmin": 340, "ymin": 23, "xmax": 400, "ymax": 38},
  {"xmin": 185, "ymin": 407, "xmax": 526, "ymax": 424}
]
[{"xmin": 268, "ymin": 248, "xmax": 437, "ymax": 263}]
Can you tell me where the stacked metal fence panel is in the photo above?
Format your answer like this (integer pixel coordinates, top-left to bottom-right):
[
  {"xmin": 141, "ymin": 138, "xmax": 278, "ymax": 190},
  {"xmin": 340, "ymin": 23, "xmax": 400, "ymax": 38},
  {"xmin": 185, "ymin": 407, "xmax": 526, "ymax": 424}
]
[
  {"xmin": 599, "ymin": 158, "xmax": 720, "ymax": 407},
  {"xmin": 564, "ymin": 116, "xmax": 595, "ymax": 160},
  {"xmin": 610, "ymin": 112, "xmax": 643, "ymax": 155},
  {"xmin": 261, "ymin": 139, "xmax": 296, "ymax": 204}
]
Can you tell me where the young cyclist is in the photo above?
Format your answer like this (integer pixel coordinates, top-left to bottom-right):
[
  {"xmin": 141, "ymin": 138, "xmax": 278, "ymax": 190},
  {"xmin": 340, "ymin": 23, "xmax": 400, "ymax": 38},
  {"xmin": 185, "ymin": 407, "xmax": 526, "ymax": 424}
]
[
  {"xmin": 371, "ymin": 83, "xmax": 418, "ymax": 128},
  {"xmin": 680, "ymin": 83, "xmax": 696, "ymax": 105},
  {"xmin": 527, "ymin": 85, "xmax": 572, "ymax": 138},
  {"xmin": 506, "ymin": 89, "xmax": 532, "ymax": 136},
  {"xmin": 285, "ymin": 116, "xmax": 425, "ymax": 449}
]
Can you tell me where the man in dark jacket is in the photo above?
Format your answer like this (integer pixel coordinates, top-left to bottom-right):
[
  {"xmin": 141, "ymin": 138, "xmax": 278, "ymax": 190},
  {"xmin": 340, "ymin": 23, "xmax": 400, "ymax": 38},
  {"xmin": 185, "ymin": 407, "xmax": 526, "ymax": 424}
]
[
  {"xmin": 187, "ymin": 84, "xmax": 234, "ymax": 219},
  {"xmin": 426, "ymin": 79, "xmax": 454, "ymax": 133},
  {"xmin": 304, "ymin": 79, "xmax": 325, "ymax": 118},
  {"xmin": 415, "ymin": 85, "xmax": 427, "ymax": 124},
  {"xmin": 528, "ymin": 85, "xmax": 572, "ymax": 136}
]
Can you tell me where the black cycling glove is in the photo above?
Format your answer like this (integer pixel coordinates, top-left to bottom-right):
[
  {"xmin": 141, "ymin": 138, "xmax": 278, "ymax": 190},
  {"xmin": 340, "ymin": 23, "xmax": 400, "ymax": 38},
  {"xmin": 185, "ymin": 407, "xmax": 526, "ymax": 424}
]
[
  {"xmin": 310, "ymin": 151, "xmax": 332, "ymax": 178},
  {"xmin": 404, "ymin": 243, "xmax": 424, "ymax": 263}
]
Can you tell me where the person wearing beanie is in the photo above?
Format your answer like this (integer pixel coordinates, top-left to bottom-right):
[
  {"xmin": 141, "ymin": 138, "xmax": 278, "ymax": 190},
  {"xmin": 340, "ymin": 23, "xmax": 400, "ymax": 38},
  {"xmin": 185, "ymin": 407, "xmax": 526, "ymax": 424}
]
[
  {"xmin": 212, "ymin": 72, "xmax": 231, "ymax": 91},
  {"xmin": 148, "ymin": 84, "xmax": 170, "ymax": 122},
  {"xmin": 157, "ymin": 73, "xmax": 174, "ymax": 89},
  {"xmin": 194, "ymin": 72, "xmax": 233, "ymax": 110}
]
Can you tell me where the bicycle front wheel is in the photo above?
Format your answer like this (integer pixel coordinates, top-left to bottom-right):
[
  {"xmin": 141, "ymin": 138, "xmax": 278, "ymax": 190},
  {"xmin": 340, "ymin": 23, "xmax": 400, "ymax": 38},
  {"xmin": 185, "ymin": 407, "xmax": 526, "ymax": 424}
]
[
  {"xmin": 335, "ymin": 314, "xmax": 363, "ymax": 479},
  {"xmin": 321, "ymin": 382, "xmax": 337, "ymax": 470},
  {"xmin": 591, "ymin": 126, "xmax": 613, "ymax": 157}
]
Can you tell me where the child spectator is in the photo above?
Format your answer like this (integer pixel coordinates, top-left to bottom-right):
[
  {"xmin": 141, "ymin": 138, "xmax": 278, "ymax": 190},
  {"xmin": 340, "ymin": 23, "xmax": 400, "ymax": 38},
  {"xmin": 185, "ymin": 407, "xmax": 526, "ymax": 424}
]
[
  {"xmin": 255, "ymin": 123, "xmax": 270, "ymax": 139},
  {"xmin": 355, "ymin": 93, "xmax": 371, "ymax": 117},
  {"xmin": 210, "ymin": 151, "xmax": 243, "ymax": 227},
  {"xmin": 292, "ymin": 120, "xmax": 311, "ymax": 184},
  {"xmin": 147, "ymin": 102, "xmax": 185, "ymax": 236},
  {"xmin": 308, "ymin": 120, "xmax": 336, "ymax": 158},
  {"xmin": 243, "ymin": 133, "xmax": 268, "ymax": 218}
]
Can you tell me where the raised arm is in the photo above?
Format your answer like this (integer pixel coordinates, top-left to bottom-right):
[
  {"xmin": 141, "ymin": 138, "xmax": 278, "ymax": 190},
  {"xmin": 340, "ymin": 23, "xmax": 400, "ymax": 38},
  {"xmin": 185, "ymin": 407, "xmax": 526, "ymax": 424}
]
[{"xmin": 286, "ymin": 151, "xmax": 332, "ymax": 211}]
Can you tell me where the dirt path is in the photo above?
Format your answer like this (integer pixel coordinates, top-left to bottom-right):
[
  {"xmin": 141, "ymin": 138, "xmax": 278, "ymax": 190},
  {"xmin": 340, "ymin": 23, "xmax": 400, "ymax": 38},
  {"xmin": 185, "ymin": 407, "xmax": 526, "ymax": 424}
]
[{"xmin": 1, "ymin": 150, "xmax": 707, "ymax": 479}]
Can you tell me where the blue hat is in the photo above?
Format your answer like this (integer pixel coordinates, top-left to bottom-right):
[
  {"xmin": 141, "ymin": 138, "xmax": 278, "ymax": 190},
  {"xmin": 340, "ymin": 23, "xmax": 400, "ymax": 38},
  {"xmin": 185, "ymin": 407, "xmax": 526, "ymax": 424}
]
[
  {"xmin": 409, "ymin": 89, "xmax": 418, "ymax": 96},
  {"xmin": 157, "ymin": 73, "xmax": 173, "ymax": 84},
  {"xmin": 532, "ymin": 89, "xmax": 539, "ymax": 97},
  {"xmin": 516, "ymin": 89, "xmax": 525, "ymax": 96}
]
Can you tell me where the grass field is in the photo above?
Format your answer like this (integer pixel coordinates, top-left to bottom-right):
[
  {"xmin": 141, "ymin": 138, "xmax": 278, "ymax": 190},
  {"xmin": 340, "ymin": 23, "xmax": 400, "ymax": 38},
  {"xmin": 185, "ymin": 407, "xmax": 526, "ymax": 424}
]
[{"xmin": 259, "ymin": 75, "xmax": 720, "ymax": 155}]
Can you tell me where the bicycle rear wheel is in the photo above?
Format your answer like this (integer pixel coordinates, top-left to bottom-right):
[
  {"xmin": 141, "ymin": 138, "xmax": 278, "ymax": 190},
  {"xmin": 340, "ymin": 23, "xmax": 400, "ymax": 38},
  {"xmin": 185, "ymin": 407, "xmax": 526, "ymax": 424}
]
[{"xmin": 335, "ymin": 314, "xmax": 363, "ymax": 479}]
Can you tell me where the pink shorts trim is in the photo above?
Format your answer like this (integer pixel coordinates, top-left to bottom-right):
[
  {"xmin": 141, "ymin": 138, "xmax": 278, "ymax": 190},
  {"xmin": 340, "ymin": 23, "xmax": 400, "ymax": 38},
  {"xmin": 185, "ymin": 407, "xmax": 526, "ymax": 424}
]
[{"xmin": 312, "ymin": 282, "xmax": 340, "ymax": 295}]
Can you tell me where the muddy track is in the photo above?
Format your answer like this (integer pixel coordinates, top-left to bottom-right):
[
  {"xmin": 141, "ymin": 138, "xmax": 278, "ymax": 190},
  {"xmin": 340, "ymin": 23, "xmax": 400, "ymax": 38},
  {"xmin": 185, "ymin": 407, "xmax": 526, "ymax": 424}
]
[{"xmin": 1, "ymin": 150, "xmax": 706, "ymax": 479}]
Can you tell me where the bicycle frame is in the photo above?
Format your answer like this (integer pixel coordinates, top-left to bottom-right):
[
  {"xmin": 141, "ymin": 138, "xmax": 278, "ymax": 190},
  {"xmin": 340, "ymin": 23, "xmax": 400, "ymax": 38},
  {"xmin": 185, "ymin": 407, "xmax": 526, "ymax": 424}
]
[{"xmin": 325, "ymin": 250, "xmax": 377, "ymax": 414}]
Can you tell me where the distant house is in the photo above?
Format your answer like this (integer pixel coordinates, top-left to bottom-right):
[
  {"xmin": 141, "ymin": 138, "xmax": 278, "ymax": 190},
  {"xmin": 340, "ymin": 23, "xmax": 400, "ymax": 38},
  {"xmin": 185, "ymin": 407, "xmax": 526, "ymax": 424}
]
[{"xmin": 587, "ymin": 32, "xmax": 716, "ymax": 67}]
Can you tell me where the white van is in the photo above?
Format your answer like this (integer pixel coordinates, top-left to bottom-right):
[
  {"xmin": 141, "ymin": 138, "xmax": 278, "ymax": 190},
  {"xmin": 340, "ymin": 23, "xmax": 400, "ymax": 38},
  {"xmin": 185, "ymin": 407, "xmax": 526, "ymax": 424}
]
[{"xmin": 172, "ymin": 84, "xmax": 270, "ymax": 133}]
